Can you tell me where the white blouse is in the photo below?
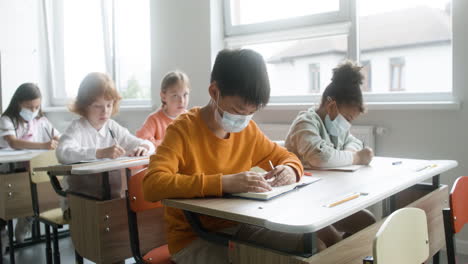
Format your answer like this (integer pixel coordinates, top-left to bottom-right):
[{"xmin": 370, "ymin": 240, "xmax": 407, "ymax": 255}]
[
  {"xmin": 0, "ymin": 115, "xmax": 59, "ymax": 149},
  {"xmin": 56, "ymin": 118, "xmax": 155, "ymax": 164}
]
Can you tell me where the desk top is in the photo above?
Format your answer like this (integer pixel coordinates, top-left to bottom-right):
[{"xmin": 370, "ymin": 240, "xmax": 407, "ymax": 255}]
[
  {"xmin": 0, "ymin": 150, "xmax": 49, "ymax": 163},
  {"xmin": 34, "ymin": 156, "xmax": 150, "ymax": 175},
  {"xmin": 163, "ymin": 157, "xmax": 457, "ymax": 234}
]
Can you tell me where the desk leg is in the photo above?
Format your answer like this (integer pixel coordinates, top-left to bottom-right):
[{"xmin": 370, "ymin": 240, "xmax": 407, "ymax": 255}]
[
  {"xmin": 302, "ymin": 232, "xmax": 318, "ymax": 257},
  {"xmin": 431, "ymin": 174, "xmax": 441, "ymax": 264},
  {"xmin": 102, "ymin": 172, "xmax": 111, "ymax": 200},
  {"xmin": 7, "ymin": 220, "xmax": 14, "ymax": 264},
  {"xmin": 432, "ymin": 174, "xmax": 440, "ymax": 189}
]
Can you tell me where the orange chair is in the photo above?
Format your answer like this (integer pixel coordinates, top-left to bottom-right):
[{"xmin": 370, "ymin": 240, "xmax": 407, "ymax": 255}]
[
  {"xmin": 126, "ymin": 169, "xmax": 173, "ymax": 264},
  {"xmin": 443, "ymin": 176, "xmax": 468, "ymax": 264}
]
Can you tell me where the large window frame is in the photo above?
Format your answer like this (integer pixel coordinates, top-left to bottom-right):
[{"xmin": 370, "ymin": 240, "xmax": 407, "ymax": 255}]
[
  {"xmin": 223, "ymin": 0, "xmax": 455, "ymax": 107},
  {"xmin": 43, "ymin": 0, "xmax": 151, "ymax": 107}
]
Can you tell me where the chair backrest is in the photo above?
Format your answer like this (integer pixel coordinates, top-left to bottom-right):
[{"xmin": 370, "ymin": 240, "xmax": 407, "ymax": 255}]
[
  {"xmin": 128, "ymin": 169, "xmax": 162, "ymax": 212},
  {"xmin": 450, "ymin": 176, "xmax": 468, "ymax": 233},
  {"xmin": 30, "ymin": 150, "xmax": 60, "ymax": 183},
  {"xmin": 373, "ymin": 208, "xmax": 429, "ymax": 264}
]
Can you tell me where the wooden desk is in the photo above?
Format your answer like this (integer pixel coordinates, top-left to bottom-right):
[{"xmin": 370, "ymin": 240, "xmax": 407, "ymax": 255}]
[
  {"xmin": 36, "ymin": 156, "xmax": 158, "ymax": 264},
  {"xmin": 163, "ymin": 157, "xmax": 457, "ymax": 263},
  {"xmin": 35, "ymin": 156, "xmax": 150, "ymax": 200},
  {"xmin": 0, "ymin": 150, "xmax": 59, "ymax": 264}
]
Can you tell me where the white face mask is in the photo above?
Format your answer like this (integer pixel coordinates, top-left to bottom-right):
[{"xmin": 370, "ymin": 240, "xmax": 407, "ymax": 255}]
[
  {"xmin": 19, "ymin": 108, "xmax": 39, "ymax": 122},
  {"xmin": 324, "ymin": 113, "xmax": 351, "ymax": 137},
  {"xmin": 213, "ymin": 95, "xmax": 253, "ymax": 133}
]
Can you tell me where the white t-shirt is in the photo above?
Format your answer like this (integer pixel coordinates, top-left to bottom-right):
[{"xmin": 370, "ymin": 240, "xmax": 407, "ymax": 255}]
[
  {"xmin": 56, "ymin": 117, "xmax": 155, "ymax": 164},
  {"xmin": 0, "ymin": 115, "xmax": 59, "ymax": 149}
]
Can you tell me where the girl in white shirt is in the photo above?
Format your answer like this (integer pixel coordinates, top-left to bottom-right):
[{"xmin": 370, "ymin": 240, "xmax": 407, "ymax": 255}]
[
  {"xmin": 0, "ymin": 83, "xmax": 59, "ymax": 150},
  {"xmin": 0, "ymin": 83, "xmax": 60, "ymax": 251},
  {"xmin": 56, "ymin": 72, "xmax": 155, "ymax": 208}
]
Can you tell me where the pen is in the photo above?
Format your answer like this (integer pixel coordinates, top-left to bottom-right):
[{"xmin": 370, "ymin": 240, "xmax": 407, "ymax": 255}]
[
  {"xmin": 108, "ymin": 128, "xmax": 119, "ymax": 145},
  {"xmin": 325, "ymin": 192, "xmax": 361, "ymax": 208},
  {"xmin": 392, "ymin": 161, "xmax": 402, "ymax": 165}
]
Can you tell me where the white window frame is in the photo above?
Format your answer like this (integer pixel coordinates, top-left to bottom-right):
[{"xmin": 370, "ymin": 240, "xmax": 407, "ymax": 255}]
[
  {"xmin": 223, "ymin": 0, "xmax": 456, "ymax": 108},
  {"xmin": 45, "ymin": 0, "xmax": 151, "ymax": 107}
]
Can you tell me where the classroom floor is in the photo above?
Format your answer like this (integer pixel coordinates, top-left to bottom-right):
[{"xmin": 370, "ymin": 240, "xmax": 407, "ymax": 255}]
[{"xmin": 0, "ymin": 236, "xmax": 467, "ymax": 264}]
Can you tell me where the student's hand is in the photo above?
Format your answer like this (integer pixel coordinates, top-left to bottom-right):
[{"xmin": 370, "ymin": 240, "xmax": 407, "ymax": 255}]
[
  {"xmin": 52, "ymin": 135, "xmax": 60, "ymax": 141},
  {"xmin": 353, "ymin": 147, "xmax": 374, "ymax": 165},
  {"xmin": 96, "ymin": 145, "xmax": 125, "ymax": 159},
  {"xmin": 131, "ymin": 146, "xmax": 148, "ymax": 157},
  {"xmin": 43, "ymin": 139, "xmax": 59, "ymax": 150},
  {"xmin": 264, "ymin": 165, "xmax": 297, "ymax": 187},
  {"xmin": 222, "ymin": 171, "xmax": 272, "ymax": 194}
]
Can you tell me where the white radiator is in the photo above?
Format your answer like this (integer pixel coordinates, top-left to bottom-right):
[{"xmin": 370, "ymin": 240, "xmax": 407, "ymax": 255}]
[{"xmin": 259, "ymin": 123, "xmax": 376, "ymax": 150}]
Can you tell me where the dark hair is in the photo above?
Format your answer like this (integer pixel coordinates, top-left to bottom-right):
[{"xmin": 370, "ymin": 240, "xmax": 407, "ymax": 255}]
[
  {"xmin": 2, "ymin": 83, "xmax": 44, "ymax": 127},
  {"xmin": 70, "ymin": 72, "xmax": 122, "ymax": 117},
  {"xmin": 210, "ymin": 49, "xmax": 270, "ymax": 108},
  {"xmin": 160, "ymin": 70, "xmax": 190, "ymax": 106},
  {"xmin": 321, "ymin": 61, "xmax": 365, "ymax": 112}
]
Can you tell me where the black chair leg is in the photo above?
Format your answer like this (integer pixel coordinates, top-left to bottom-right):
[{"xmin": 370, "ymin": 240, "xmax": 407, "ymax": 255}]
[
  {"xmin": 75, "ymin": 250, "xmax": 83, "ymax": 264},
  {"xmin": 7, "ymin": 220, "xmax": 14, "ymax": 264},
  {"xmin": 0, "ymin": 226, "xmax": 3, "ymax": 264},
  {"xmin": 45, "ymin": 224, "xmax": 52, "ymax": 264},
  {"xmin": 53, "ymin": 227, "xmax": 60, "ymax": 264},
  {"xmin": 443, "ymin": 209, "xmax": 456, "ymax": 264}
]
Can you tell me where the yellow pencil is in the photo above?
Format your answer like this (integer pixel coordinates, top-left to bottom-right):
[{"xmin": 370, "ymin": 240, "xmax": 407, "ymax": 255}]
[{"xmin": 326, "ymin": 192, "xmax": 361, "ymax": 208}]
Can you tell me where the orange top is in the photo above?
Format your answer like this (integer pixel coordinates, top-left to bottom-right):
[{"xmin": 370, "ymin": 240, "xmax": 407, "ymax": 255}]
[
  {"xmin": 143, "ymin": 107, "xmax": 304, "ymax": 254},
  {"xmin": 136, "ymin": 109, "xmax": 174, "ymax": 148}
]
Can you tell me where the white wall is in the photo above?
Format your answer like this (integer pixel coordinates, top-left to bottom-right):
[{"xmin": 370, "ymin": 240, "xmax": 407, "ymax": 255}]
[{"xmin": 0, "ymin": 0, "xmax": 40, "ymax": 112}]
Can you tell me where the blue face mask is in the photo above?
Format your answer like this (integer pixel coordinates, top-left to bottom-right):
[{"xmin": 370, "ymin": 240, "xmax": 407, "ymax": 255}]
[
  {"xmin": 324, "ymin": 113, "xmax": 351, "ymax": 137},
  {"xmin": 213, "ymin": 95, "xmax": 253, "ymax": 133},
  {"xmin": 19, "ymin": 108, "xmax": 39, "ymax": 122}
]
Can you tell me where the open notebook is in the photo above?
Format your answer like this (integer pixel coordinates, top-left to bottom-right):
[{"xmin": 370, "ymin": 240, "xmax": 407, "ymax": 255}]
[{"xmin": 231, "ymin": 175, "xmax": 321, "ymax": 200}]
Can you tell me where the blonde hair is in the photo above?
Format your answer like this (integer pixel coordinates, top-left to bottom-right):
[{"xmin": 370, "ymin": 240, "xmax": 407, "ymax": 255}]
[
  {"xmin": 70, "ymin": 72, "xmax": 122, "ymax": 117},
  {"xmin": 160, "ymin": 70, "xmax": 190, "ymax": 106}
]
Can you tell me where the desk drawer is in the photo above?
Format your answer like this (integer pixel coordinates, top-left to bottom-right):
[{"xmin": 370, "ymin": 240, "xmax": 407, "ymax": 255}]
[{"xmin": 0, "ymin": 172, "xmax": 33, "ymax": 220}]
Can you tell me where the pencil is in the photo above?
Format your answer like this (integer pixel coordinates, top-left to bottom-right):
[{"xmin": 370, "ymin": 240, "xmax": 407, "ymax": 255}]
[
  {"xmin": 108, "ymin": 128, "xmax": 119, "ymax": 145},
  {"xmin": 326, "ymin": 192, "xmax": 361, "ymax": 208},
  {"xmin": 268, "ymin": 160, "xmax": 275, "ymax": 171},
  {"xmin": 44, "ymin": 127, "xmax": 52, "ymax": 140}
]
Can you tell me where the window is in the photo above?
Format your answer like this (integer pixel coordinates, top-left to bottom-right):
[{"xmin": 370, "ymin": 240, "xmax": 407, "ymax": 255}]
[
  {"xmin": 224, "ymin": 0, "xmax": 453, "ymax": 105},
  {"xmin": 361, "ymin": 60, "xmax": 372, "ymax": 92},
  {"xmin": 359, "ymin": 0, "xmax": 452, "ymax": 94},
  {"xmin": 389, "ymin": 57, "xmax": 405, "ymax": 91},
  {"xmin": 308, "ymin": 64, "xmax": 321, "ymax": 93},
  {"xmin": 241, "ymin": 35, "xmax": 347, "ymax": 99},
  {"xmin": 42, "ymin": 0, "xmax": 151, "ymax": 106}
]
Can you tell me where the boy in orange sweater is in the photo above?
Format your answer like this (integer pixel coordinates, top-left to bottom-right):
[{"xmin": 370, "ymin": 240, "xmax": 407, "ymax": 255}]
[{"xmin": 143, "ymin": 49, "xmax": 306, "ymax": 263}]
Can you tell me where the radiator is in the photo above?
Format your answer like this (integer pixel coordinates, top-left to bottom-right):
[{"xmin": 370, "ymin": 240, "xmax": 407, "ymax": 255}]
[{"xmin": 259, "ymin": 123, "xmax": 376, "ymax": 150}]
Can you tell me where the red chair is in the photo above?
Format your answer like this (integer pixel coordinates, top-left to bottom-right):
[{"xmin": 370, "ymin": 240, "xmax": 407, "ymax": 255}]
[
  {"xmin": 443, "ymin": 176, "xmax": 468, "ymax": 264},
  {"xmin": 126, "ymin": 169, "xmax": 173, "ymax": 264}
]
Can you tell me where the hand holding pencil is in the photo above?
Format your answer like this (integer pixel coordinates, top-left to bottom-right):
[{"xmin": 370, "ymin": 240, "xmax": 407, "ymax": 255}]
[
  {"xmin": 264, "ymin": 160, "xmax": 297, "ymax": 187},
  {"xmin": 95, "ymin": 129, "xmax": 125, "ymax": 159},
  {"xmin": 43, "ymin": 127, "xmax": 59, "ymax": 150}
]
